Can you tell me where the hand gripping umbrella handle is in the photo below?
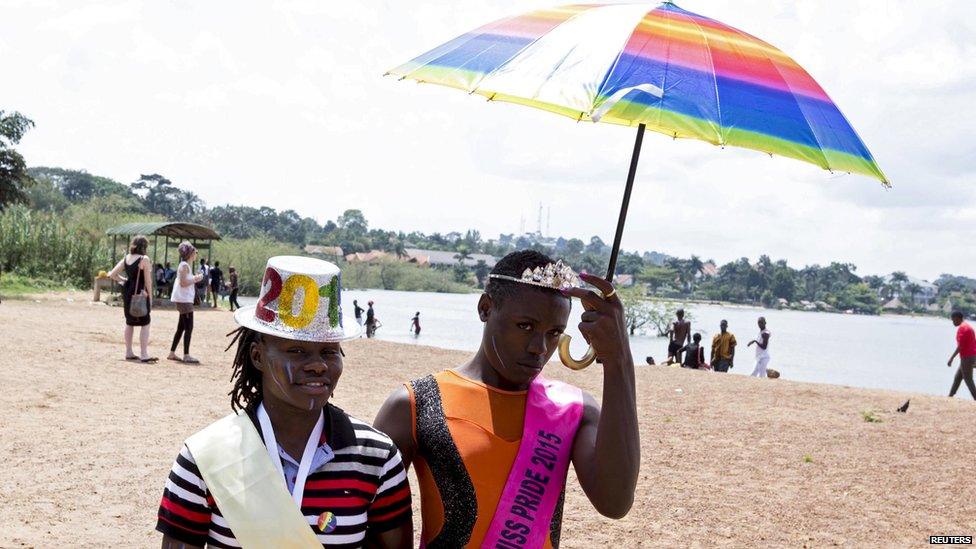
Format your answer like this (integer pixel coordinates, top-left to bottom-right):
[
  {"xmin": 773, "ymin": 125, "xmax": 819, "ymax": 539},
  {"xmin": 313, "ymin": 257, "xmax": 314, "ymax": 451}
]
[{"xmin": 558, "ymin": 333, "xmax": 596, "ymax": 370}]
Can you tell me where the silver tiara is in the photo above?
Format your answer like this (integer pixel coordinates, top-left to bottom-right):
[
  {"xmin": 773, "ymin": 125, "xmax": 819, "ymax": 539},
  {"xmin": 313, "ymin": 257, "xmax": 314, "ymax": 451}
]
[{"xmin": 488, "ymin": 260, "xmax": 581, "ymax": 290}]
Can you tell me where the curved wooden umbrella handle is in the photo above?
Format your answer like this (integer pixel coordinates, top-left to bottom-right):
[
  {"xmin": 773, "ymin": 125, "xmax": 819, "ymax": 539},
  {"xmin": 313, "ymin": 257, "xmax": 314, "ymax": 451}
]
[{"xmin": 558, "ymin": 333, "xmax": 596, "ymax": 370}]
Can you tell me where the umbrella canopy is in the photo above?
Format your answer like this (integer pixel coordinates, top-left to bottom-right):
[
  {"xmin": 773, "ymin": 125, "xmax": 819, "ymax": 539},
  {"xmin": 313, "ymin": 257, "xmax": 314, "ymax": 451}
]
[{"xmin": 388, "ymin": 1, "xmax": 887, "ymax": 184}]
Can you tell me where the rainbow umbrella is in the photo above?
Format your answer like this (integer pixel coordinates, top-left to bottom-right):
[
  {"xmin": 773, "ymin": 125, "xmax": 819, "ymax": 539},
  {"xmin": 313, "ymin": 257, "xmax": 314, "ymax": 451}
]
[{"xmin": 388, "ymin": 1, "xmax": 887, "ymax": 280}]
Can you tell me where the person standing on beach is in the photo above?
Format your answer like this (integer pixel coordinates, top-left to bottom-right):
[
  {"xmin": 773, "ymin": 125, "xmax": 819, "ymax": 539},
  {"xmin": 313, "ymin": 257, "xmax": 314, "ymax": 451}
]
[
  {"xmin": 209, "ymin": 260, "xmax": 223, "ymax": 308},
  {"xmin": 366, "ymin": 300, "xmax": 377, "ymax": 338},
  {"xmin": 169, "ymin": 242, "xmax": 204, "ymax": 364},
  {"xmin": 668, "ymin": 308, "xmax": 691, "ymax": 364},
  {"xmin": 107, "ymin": 234, "xmax": 157, "ymax": 363},
  {"xmin": 196, "ymin": 257, "xmax": 209, "ymax": 305},
  {"xmin": 947, "ymin": 310, "xmax": 976, "ymax": 399},
  {"xmin": 711, "ymin": 319, "xmax": 736, "ymax": 372},
  {"xmin": 156, "ymin": 256, "xmax": 412, "ymax": 548},
  {"xmin": 227, "ymin": 266, "xmax": 241, "ymax": 312},
  {"xmin": 354, "ymin": 299, "xmax": 364, "ymax": 329},
  {"xmin": 748, "ymin": 317, "xmax": 771, "ymax": 378},
  {"xmin": 374, "ymin": 250, "xmax": 640, "ymax": 547},
  {"xmin": 410, "ymin": 311, "xmax": 421, "ymax": 336}
]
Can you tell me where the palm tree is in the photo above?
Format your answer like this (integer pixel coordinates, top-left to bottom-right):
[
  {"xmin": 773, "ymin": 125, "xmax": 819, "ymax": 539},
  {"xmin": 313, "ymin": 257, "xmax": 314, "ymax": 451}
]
[
  {"xmin": 392, "ymin": 238, "xmax": 407, "ymax": 259},
  {"xmin": 905, "ymin": 282, "xmax": 922, "ymax": 306},
  {"xmin": 890, "ymin": 271, "xmax": 909, "ymax": 294},
  {"xmin": 453, "ymin": 247, "xmax": 472, "ymax": 266}
]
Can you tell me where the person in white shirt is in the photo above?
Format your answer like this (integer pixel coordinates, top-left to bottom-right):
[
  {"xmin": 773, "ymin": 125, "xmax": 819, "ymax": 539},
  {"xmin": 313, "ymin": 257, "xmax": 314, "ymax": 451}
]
[
  {"xmin": 748, "ymin": 317, "xmax": 771, "ymax": 378},
  {"xmin": 169, "ymin": 241, "xmax": 204, "ymax": 363}
]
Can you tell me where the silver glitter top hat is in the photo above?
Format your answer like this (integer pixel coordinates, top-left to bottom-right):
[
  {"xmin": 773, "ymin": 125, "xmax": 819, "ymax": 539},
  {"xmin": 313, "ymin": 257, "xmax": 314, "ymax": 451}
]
[
  {"xmin": 487, "ymin": 260, "xmax": 581, "ymax": 291},
  {"xmin": 233, "ymin": 256, "xmax": 360, "ymax": 342}
]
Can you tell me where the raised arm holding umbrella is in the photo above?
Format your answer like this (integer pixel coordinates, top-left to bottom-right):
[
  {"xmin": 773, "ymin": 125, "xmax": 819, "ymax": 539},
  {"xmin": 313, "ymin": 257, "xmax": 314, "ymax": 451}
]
[{"xmin": 388, "ymin": 1, "xmax": 887, "ymax": 369}]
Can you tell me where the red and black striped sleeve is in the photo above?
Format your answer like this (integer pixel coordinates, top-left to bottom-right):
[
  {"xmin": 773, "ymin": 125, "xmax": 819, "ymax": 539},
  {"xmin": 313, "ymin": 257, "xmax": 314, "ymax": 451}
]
[
  {"xmin": 156, "ymin": 445, "xmax": 212, "ymax": 546},
  {"xmin": 367, "ymin": 445, "xmax": 412, "ymax": 533}
]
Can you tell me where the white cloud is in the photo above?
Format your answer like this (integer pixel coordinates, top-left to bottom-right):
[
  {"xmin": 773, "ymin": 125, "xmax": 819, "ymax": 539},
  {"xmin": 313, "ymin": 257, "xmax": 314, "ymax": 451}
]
[{"xmin": 3, "ymin": 0, "xmax": 975, "ymax": 281}]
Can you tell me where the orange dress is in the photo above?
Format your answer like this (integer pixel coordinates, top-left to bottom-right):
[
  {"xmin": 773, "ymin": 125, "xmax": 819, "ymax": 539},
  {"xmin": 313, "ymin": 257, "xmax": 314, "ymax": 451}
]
[{"xmin": 407, "ymin": 370, "xmax": 559, "ymax": 548}]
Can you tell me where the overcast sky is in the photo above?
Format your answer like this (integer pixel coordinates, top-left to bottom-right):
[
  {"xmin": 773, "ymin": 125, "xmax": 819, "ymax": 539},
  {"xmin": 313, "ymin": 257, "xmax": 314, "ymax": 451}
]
[{"xmin": 3, "ymin": 0, "xmax": 974, "ymax": 280}]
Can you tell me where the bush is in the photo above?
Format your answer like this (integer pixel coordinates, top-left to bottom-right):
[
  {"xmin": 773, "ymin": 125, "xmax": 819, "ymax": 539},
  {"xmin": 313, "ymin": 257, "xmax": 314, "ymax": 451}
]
[
  {"xmin": 0, "ymin": 206, "xmax": 106, "ymax": 288},
  {"xmin": 213, "ymin": 237, "xmax": 303, "ymax": 295},
  {"xmin": 341, "ymin": 260, "xmax": 470, "ymax": 293}
]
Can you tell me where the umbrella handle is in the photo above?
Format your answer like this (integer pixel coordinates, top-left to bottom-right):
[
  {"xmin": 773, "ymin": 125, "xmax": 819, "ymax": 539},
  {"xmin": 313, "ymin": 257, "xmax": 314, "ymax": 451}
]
[{"xmin": 557, "ymin": 334, "xmax": 596, "ymax": 370}]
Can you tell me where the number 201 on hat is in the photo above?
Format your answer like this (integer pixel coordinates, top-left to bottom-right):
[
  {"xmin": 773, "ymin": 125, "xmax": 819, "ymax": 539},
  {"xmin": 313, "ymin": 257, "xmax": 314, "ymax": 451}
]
[{"xmin": 255, "ymin": 268, "xmax": 341, "ymax": 329}]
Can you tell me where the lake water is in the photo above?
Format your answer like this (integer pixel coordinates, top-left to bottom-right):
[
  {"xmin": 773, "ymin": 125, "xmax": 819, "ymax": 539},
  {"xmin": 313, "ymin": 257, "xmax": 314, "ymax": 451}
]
[{"xmin": 243, "ymin": 289, "xmax": 959, "ymax": 397}]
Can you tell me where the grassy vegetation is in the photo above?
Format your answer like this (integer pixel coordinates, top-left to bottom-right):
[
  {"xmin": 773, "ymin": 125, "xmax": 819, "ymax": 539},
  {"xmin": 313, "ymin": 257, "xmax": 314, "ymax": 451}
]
[
  {"xmin": 215, "ymin": 237, "xmax": 303, "ymax": 295},
  {"xmin": 342, "ymin": 260, "xmax": 472, "ymax": 293},
  {"xmin": 0, "ymin": 206, "xmax": 107, "ymax": 289},
  {"xmin": 0, "ymin": 272, "xmax": 73, "ymax": 297},
  {"xmin": 861, "ymin": 410, "xmax": 883, "ymax": 423},
  {"xmin": 0, "ymin": 204, "xmax": 474, "ymax": 296}
]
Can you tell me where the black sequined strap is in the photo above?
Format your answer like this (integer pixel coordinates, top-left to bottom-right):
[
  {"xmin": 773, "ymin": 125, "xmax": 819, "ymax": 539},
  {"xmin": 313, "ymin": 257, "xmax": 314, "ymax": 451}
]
[
  {"xmin": 549, "ymin": 486, "xmax": 566, "ymax": 548},
  {"xmin": 411, "ymin": 375, "xmax": 477, "ymax": 548}
]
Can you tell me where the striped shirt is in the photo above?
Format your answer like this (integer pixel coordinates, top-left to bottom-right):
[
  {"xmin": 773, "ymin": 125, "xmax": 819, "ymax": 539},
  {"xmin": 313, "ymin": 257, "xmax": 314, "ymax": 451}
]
[{"xmin": 156, "ymin": 404, "xmax": 411, "ymax": 548}]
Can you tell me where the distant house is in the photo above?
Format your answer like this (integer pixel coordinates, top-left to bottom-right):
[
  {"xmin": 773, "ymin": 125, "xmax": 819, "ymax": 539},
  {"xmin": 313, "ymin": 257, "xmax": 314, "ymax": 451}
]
[
  {"xmin": 404, "ymin": 248, "xmax": 497, "ymax": 268},
  {"xmin": 882, "ymin": 297, "xmax": 907, "ymax": 312},
  {"xmin": 882, "ymin": 274, "xmax": 938, "ymax": 305},
  {"xmin": 344, "ymin": 250, "xmax": 391, "ymax": 264},
  {"xmin": 305, "ymin": 245, "xmax": 344, "ymax": 261},
  {"xmin": 613, "ymin": 274, "xmax": 635, "ymax": 287},
  {"xmin": 699, "ymin": 261, "xmax": 718, "ymax": 278},
  {"xmin": 343, "ymin": 250, "xmax": 432, "ymax": 266}
]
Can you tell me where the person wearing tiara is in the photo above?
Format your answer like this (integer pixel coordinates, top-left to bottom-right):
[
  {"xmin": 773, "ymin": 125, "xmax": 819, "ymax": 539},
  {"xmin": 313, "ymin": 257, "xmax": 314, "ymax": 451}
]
[
  {"xmin": 156, "ymin": 256, "xmax": 412, "ymax": 548},
  {"xmin": 375, "ymin": 250, "xmax": 639, "ymax": 548}
]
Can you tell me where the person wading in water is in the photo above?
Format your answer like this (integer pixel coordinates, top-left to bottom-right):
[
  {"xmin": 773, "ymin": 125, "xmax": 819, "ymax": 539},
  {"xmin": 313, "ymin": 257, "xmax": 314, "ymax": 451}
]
[{"xmin": 667, "ymin": 308, "xmax": 691, "ymax": 364}]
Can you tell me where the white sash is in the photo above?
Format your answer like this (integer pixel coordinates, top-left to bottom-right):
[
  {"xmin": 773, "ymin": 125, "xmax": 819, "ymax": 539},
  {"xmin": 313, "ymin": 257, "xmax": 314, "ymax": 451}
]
[{"xmin": 185, "ymin": 410, "xmax": 322, "ymax": 548}]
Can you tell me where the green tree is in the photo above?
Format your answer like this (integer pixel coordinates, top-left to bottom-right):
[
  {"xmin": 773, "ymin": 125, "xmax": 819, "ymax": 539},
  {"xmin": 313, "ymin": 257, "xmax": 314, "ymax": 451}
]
[
  {"xmin": 338, "ymin": 209, "xmax": 368, "ymax": 235},
  {"xmin": 831, "ymin": 283, "xmax": 880, "ymax": 314},
  {"xmin": 26, "ymin": 176, "xmax": 70, "ymax": 212},
  {"xmin": 473, "ymin": 259, "xmax": 490, "ymax": 287},
  {"xmin": 564, "ymin": 238, "xmax": 585, "ymax": 256},
  {"xmin": 890, "ymin": 271, "xmax": 909, "ymax": 293},
  {"xmin": 462, "ymin": 229, "xmax": 482, "ymax": 252},
  {"xmin": 0, "ymin": 111, "xmax": 35, "ymax": 210},
  {"xmin": 638, "ymin": 264, "xmax": 678, "ymax": 294},
  {"xmin": 585, "ymin": 236, "xmax": 607, "ymax": 255},
  {"xmin": 618, "ymin": 287, "xmax": 693, "ymax": 336},
  {"xmin": 28, "ymin": 167, "xmax": 139, "ymax": 205},
  {"xmin": 904, "ymin": 282, "xmax": 922, "ymax": 307},
  {"xmin": 863, "ymin": 275, "xmax": 884, "ymax": 290},
  {"xmin": 615, "ymin": 252, "xmax": 645, "ymax": 276},
  {"xmin": 131, "ymin": 173, "xmax": 204, "ymax": 219},
  {"xmin": 771, "ymin": 269, "xmax": 796, "ymax": 301}
]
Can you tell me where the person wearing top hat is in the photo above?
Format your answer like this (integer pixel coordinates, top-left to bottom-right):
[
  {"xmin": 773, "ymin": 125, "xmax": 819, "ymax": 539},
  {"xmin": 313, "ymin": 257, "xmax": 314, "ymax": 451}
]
[{"xmin": 156, "ymin": 256, "xmax": 412, "ymax": 548}]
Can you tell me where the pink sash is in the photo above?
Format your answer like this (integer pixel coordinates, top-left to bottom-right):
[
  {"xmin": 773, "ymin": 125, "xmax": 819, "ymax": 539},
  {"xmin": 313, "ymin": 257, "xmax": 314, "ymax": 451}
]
[{"xmin": 482, "ymin": 377, "xmax": 584, "ymax": 549}]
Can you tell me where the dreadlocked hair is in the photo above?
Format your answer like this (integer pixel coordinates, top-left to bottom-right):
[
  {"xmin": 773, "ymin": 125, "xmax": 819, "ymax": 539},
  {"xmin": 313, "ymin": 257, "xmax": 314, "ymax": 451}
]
[
  {"xmin": 227, "ymin": 327, "xmax": 264, "ymax": 413},
  {"xmin": 485, "ymin": 249, "xmax": 568, "ymax": 304}
]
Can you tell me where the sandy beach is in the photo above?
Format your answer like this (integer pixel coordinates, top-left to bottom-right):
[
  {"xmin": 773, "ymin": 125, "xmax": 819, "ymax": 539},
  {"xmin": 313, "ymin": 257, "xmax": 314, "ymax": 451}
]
[{"xmin": 1, "ymin": 292, "xmax": 973, "ymax": 548}]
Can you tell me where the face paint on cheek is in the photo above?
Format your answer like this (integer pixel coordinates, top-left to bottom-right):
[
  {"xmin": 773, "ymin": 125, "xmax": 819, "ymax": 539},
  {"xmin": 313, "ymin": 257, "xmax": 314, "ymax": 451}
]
[
  {"xmin": 268, "ymin": 360, "xmax": 297, "ymax": 399},
  {"xmin": 490, "ymin": 335, "xmax": 509, "ymax": 371}
]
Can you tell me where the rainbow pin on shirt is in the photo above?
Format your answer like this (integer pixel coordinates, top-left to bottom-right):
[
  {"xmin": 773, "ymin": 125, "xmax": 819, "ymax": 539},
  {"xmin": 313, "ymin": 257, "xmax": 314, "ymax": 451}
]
[{"xmin": 317, "ymin": 511, "xmax": 337, "ymax": 534}]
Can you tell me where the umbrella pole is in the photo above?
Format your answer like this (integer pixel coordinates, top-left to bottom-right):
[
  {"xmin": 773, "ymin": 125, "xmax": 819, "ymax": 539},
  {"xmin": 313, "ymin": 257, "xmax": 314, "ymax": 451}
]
[{"xmin": 604, "ymin": 123, "xmax": 646, "ymax": 282}]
